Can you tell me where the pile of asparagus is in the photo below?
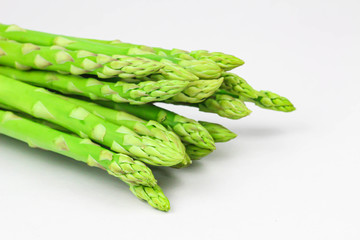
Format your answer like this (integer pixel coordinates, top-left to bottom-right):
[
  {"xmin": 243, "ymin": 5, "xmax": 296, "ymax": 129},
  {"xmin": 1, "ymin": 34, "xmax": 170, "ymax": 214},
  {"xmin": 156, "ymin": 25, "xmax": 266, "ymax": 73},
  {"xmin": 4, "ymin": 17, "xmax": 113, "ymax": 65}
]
[{"xmin": 0, "ymin": 23, "xmax": 295, "ymax": 211}]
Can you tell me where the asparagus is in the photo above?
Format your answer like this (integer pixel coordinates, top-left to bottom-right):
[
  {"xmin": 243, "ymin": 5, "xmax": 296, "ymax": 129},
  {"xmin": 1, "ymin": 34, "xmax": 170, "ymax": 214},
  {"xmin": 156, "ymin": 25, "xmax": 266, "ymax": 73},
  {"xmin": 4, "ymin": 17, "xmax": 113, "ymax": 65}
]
[
  {"xmin": 0, "ymin": 66, "xmax": 188, "ymax": 104},
  {"xmin": 185, "ymin": 144, "xmax": 213, "ymax": 160},
  {"xmin": 199, "ymin": 121, "xmax": 237, "ymax": 142},
  {"xmin": 62, "ymin": 96, "xmax": 186, "ymax": 155},
  {"xmin": 0, "ymin": 75, "xmax": 186, "ymax": 166},
  {"xmin": 195, "ymin": 93, "xmax": 252, "ymax": 119},
  {"xmin": 97, "ymin": 101, "xmax": 216, "ymax": 150},
  {"xmin": 0, "ymin": 39, "xmax": 163, "ymax": 79},
  {"xmin": 166, "ymin": 78, "xmax": 223, "ymax": 103},
  {"xmin": 0, "ymin": 24, "xmax": 203, "ymax": 81},
  {"xmin": 85, "ymin": 39, "xmax": 244, "ymax": 71},
  {"xmin": 220, "ymin": 73, "xmax": 295, "ymax": 112},
  {"xmin": 93, "ymin": 40, "xmax": 223, "ymax": 79},
  {"xmin": 0, "ymin": 109, "xmax": 156, "ymax": 186},
  {"xmin": 129, "ymin": 184, "xmax": 170, "ymax": 211},
  {"xmin": 189, "ymin": 50, "xmax": 244, "ymax": 71}
]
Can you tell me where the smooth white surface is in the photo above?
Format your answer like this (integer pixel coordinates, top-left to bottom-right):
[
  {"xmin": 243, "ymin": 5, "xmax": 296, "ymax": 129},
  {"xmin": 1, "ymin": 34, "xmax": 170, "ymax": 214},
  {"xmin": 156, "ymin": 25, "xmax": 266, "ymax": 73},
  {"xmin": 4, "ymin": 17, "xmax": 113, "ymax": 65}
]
[{"xmin": 1, "ymin": 0, "xmax": 360, "ymax": 239}]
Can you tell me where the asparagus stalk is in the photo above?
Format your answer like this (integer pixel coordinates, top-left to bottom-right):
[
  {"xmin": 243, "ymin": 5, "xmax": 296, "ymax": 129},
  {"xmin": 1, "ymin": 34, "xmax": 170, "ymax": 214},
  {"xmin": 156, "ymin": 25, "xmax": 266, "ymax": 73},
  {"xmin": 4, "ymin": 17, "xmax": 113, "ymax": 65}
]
[
  {"xmin": 221, "ymin": 72, "xmax": 296, "ymax": 112},
  {"xmin": 89, "ymin": 40, "xmax": 223, "ymax": 79},
  {"xmin": 0, "ymin": 66, "xmax": 188, "ymax": 104},
  {"xmin": 171, "ymin": 154, "xmax": 192, "ymax": 168},
  {"xmin": 85, "ymin": 39, "xmax": 244, "ymax": 71},
  {"xmin": 0, "ymin": 24, "xmax": 203, "ymax": 81},
  {"xmin": 0, "ymin": 109, "xmax": 157, "ymax": 186},
  {"xmin": 199, "ymin": 121, "xmax": 237, "ymax": 142},
  {"xmin": 62, "ymin": 96, "xmax": 186, "ymax": 154},
  {"xmin": 185, "ymin": 122, "xmax": 237, "ymax": 160},
  {"xmin": 129, "ymin": 184, "xmax": 170, "ymax": 211},
  {"xmin": 0, "ymin": 75, "xmax": 186, "ymax": 166},
  {"xmin": 185, "ymin": 144, "xmax": 213, "ymax": 160},
  {"xmin": 166, "ymin": 78, "xmax": 223, "ymax": 103},
  {"xmin": 189, "ymin": 50, "xmax": 244, "ymax": 71},
  {"xmin": 0, "ymin": 39, "xmax": 163, "ymax": 79},
  {"xmin": 194, "ymin": 93, "xmax": 252, "ymax": 119},
  {"xmin": 97, "ymin": 101, "xmax": 216, "ymax": 150}
]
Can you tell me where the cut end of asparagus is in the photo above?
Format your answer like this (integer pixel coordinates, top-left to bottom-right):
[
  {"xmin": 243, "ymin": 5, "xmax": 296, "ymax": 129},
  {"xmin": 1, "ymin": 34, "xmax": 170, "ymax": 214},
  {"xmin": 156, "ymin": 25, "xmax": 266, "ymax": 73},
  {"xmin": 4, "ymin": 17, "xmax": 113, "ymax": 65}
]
[{"xmin": 129, "ymin": 184, "xmax": 170, "ymax": 212}]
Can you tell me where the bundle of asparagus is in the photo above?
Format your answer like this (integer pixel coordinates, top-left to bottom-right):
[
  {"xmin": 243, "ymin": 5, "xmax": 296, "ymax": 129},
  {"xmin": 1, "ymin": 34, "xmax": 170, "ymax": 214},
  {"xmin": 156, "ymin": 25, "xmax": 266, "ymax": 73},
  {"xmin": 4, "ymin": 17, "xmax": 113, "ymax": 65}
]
[{"xmin": 0, "ymin": 23, "xmax": 295, "ymax": 211}]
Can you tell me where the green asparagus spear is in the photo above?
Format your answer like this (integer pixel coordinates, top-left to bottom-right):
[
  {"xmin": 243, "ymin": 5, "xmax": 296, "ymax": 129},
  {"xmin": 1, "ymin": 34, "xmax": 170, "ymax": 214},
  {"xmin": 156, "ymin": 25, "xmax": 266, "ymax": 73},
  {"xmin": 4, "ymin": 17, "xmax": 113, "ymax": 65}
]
[
  {"xmin": 62, "ymin": 96, "xmax": 186, "ymax": 154},
  {"xmin": 0, "ymin": 39, "xmax": 163, "ymax": 79},
  {"xmin": 85, "ymin": 39, "xmax": 244, "ymax": 71},
  {"xmin": 0, "ymin": 107, "xmax": 170, "ymax": 211},
  {"xmin": 129, "ymin": 184, "xmax": 170, "ymax": 211},
  {"xmin": 0, "ymin": 24, "xmax": 203, "ymax": 81},
  {"xmin": 243, "ymin": 90, "xmax": 296, "ymax": 112},
  {"xmin": 89, "ymin": 40, "xmax": 223, "ymax": 79},
  {"xmin": 97, "ymin": 102, "xmax": 216, "ymax": 150},
  {"xmin": 220, "ymin": 72, "xmax": 295, "ymax": 112},
  {"xmin": 185, "ymin": 144, "xmax": 213, "ymax": 160},
  {"xmin": 0, "ymin": 75, "xmax": 186, "ymax": 166},
  {"xmin": 171, "ymin": 154, "xmax": 193, "ymax": 168},
  {"xmin": 195, "ymin": 93, "xmax": 252, "ymax": 119},
  {"xmin": 0, "ymin": 109, "xmax": 156, "ymax": 186},
  {"xmin": 189, "ymin": 50, "xmax": 244, "ymax": 71},
  {"xmin": 166, "ymin": 78, "xmax": 223, "ymax": 103},
  {"xmin": 0, "ymin": 66, "xmax": 188, "ymax": 104},
  {"xmin": 199, "ymin": 121, "xmax": 237, "ymax": 142},
  {"xmin": 184, "ymin": 122, "xmax": 236, "ymax": 160}
]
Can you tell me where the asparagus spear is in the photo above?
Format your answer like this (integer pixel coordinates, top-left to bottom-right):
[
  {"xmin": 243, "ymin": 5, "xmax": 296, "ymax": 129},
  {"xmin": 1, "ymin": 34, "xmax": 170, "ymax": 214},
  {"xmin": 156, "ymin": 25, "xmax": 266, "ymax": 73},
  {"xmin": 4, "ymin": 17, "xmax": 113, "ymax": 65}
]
[
  {"xmin": 185, "ymin": 144, "xmax": 213, "ymax": 160},
  {"xmin": 193, "ymin": 93, "xmax": 251, "ymax": 119},
  {"xmin": 97, "ymin": 101, "xmax": 216, "ymax": 150},
  {"xmin": 199, "ymin": 121, "xmax": 237, "ymax": 142},
  {"xmin": 62, "ymin": 96, "xmax": 186, "ymax": 154},
  {"xmin": 189, "ymin": 50, "xmax": 244, "ymax": 71},
  {"xmin": 0, "ymin": 39, "xmax": 163, "ymax": 79},
  {"xmin": 220, "ymin": 72, "xmax": 295, "ymax": 112},
  {"xmin": 166, "ymin": 78, "xmax": 223, "ymax": 103},
  {"xmin": 87, "ymin": 40, "xmax": 223, "ymax": 79},
  {"xmin": 0, "ymin": 66, "xmax": 188, "ymax": 104},
  {"xmin": 0, "ymin": 75, "xmax": 186, "ymax": 166},
  {"xmin": 0, "ymin": 24, "xmax": 204, "ymax": 80},
  {"xmin": 129, "ymin": 184, "xmax": 170, "ymax": 211},
  {"xmin": 0, "ymin": 110, "xmax": 170, "ymax": 211},
  {"xmin": 85, "ymin": 39, "xmax": 244, "ymax": 71},
  {"xmin": 0, "ymin": 109, "xmax": 156, "ymax": 186}
]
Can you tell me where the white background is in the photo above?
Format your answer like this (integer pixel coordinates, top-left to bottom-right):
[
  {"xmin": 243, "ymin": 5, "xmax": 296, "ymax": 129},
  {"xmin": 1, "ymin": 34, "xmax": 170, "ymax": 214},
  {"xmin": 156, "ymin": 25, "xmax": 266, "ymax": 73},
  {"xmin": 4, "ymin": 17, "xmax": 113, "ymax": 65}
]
[{"xmin": 1, "ymin": 0, "xmax": 360, "ymax": 239}]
